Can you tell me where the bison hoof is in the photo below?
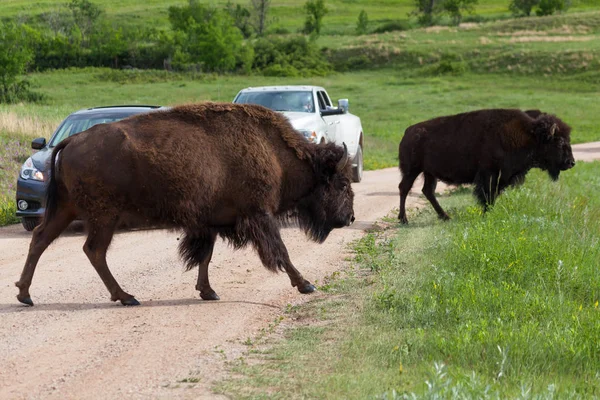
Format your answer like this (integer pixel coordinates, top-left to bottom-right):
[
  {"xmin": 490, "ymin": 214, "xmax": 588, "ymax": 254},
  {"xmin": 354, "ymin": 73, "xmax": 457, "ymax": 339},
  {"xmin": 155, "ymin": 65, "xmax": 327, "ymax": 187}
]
[
  {"xmin": 297, "ymin": 282, "xmax": 316, "ymax": 294},
  {"xmin": 120, "ymin": 297, "xmax": 140, "ymax": 306},
  {"xmin": 398, "ymin": 215, "xmax": 408, "ymax": 224},
  {"xmin": 17, "ymin": 295, "xmax": 34, "ymax": 307},
  {"xmin": 439, "ymin": 214, "xmax": 451, "ymax": 221},
  {"xmin": 200, "ymin": 291, "xmax": 220, "ymax": 301}
]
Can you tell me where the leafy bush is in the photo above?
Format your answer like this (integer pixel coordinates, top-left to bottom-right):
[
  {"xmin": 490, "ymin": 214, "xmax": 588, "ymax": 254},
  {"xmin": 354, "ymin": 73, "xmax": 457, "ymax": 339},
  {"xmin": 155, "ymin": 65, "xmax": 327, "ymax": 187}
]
[
  {"xmin": 372, "ymin": 20, "xmax": 411, "ymax": 34},
  {"xmin": 423, "ymin": 52, "xmax": 468, "ymax": 76},
  {"xmin": 252, "ymin": 36, "xmax": 331, "ymax": 76},
  {"xmin": 509, "ymin": 0, "xmax": 540, "ymax": 16},
  {"xmin": 169, "ymin": 3, "xmax": 252, "ymax": 73},
  {"xmin": 537, "ymin": 0, "xmax": 571, "ymax": 16}
]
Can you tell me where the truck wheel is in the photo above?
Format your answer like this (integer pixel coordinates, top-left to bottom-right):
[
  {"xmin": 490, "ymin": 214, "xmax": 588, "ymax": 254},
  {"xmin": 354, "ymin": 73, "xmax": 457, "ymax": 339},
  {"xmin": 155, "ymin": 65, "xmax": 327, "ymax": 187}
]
[
  {"xmin": 352, "ymin": 145, "xmax": 363, "ymax": 183},
  {"xmin": 21, "ymin": 217, "xmax": 40, "ymax": 232}
]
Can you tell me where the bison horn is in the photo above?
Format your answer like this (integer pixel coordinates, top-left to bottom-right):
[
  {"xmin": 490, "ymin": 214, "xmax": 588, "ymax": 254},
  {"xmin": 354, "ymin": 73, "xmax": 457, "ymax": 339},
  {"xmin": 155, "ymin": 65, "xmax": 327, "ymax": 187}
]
[
  {"xmin": 550, "ymin": 123, "xmax": 558, "ymax": 136},
  {"xmin": 336, "ymin": 143, "xmax": 349, "ymax": 171}
]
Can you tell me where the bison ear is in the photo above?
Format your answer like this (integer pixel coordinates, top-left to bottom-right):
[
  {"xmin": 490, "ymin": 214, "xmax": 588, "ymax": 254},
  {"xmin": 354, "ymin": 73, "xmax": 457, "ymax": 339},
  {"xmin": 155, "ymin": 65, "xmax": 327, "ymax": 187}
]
[{"xmin": 533, "ymin": 116, "xmax": 558, "ymax": 143}]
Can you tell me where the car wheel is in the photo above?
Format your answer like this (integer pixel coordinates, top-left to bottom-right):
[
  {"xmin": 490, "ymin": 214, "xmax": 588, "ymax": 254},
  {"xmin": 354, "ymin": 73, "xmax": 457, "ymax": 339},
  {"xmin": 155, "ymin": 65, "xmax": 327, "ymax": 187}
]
[
  {"xmin": 352, "ymin": 145, "xmax": 363, "ymax": 183},
  {"xmin": 21, "ymin": 217, "xmax": 40, "ymax": 232}
]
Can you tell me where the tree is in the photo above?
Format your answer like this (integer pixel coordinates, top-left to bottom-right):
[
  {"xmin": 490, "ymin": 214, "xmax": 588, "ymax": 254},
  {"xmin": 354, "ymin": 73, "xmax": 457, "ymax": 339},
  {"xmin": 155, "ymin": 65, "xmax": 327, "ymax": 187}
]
[
  {"xmin": 250, "ymin": 0, "xmax": 271, "ymax": 36},
  {"xmin": 536, "ymin": 0, "xmax": 570, "ymax": 16},
  {"xmin": 441, "ymin": 0, "xmax": 478, "ymax": 25},
  {"xmin": 225, "ymin": 2, "xmax": 253, "ymax": 38},
  {"xmin": 412, "ymin": 0, "xmax": 439, "ymax": 26},
  {"xmin": 509, "ymin": 0, "xmax": 539, "ymax": 16},
  {"xmin": 67, "ymin": 0, "xmax": 103, "ymax": 47},
  {"xmin": 356, "ymin": 10, "xmax": 369, "ymax": 35},
  {"xmin": 303, "ymin": 0, "xmax": 328, "ymax": 35},
  {"xmin": 0, "ymin": 23, "xmax": 38, "ymax": 103},
  {"xmin": 168, "ymin": 2, "xmax": 251, "ymax": 72}
]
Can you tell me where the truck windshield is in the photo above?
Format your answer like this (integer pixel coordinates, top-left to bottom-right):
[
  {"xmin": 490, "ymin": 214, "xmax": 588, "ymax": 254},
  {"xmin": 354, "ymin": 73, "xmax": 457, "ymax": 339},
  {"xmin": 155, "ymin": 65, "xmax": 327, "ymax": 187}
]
[{"xmin": 235, "ymin": 91, "xmax": 314, "ymax": 113}]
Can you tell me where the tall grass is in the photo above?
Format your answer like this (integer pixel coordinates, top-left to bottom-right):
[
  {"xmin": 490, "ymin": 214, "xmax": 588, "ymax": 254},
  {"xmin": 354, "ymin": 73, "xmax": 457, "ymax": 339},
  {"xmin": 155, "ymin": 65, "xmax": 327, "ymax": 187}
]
[{"xmin": 0, "ymin": 112, "xmax": 52, "ymax": 226}]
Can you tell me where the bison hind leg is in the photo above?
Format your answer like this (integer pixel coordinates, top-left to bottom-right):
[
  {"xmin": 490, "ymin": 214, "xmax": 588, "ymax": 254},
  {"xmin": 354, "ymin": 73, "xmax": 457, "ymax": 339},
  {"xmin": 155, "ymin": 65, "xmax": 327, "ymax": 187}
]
[
  {"xmin": 83, "ymin": 217, "xmax": 139, "ymax": 306},
  {"xmin": 179, "ymin": 231, "xmax": 220, "ymax": 300},
  {"xmin": 398, "ymin": 170, "xmax": 420, "ymax": 224},
  {"xmin": 422, "ymin": 172, "xmax": 450, "ymax": 221}
]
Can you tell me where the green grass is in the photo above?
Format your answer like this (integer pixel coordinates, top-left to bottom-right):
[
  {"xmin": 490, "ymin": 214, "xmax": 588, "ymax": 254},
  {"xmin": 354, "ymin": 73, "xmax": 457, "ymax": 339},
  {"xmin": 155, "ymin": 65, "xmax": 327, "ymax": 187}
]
[{"xmin": 217, "ymin": 162, "xmax": 600, "ymax": 398}]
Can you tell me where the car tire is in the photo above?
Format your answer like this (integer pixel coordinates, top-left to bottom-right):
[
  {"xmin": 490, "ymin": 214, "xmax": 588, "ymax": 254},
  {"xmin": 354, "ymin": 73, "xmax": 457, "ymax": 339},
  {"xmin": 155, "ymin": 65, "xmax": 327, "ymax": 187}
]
[
  {"xmin": 352, "ymin": 145, "xmax": 363, "ymax": 183},
  {"xmin": 21, "ymin": 217, "xmax": 40, "ymax": 232}
]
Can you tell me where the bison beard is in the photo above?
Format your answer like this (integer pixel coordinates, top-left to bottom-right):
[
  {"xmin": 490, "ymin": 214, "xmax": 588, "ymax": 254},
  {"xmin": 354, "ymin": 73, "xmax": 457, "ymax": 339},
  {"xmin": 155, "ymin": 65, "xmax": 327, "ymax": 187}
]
[
  {"xmin": 15, "ymin": 102, "xmax": 355, "ymax": 306},
  {"xmin": 397, "ymin": 108, "xmax": 575, "ymax": 224}
]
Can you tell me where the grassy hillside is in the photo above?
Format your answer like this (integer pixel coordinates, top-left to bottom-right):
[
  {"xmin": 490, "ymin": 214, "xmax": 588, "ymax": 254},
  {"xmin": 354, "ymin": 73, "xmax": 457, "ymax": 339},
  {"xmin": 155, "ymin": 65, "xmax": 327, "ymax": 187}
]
[{"xmin": 2, "ymin": 0, "xmax": 598, "ymax": 34}]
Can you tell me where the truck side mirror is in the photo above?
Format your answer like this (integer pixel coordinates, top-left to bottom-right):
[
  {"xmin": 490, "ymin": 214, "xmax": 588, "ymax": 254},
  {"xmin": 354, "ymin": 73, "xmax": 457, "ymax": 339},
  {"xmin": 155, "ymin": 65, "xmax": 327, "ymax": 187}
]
[{"xmin": 338, "ymin": 99, "xmax": 349, "ymax": 113}]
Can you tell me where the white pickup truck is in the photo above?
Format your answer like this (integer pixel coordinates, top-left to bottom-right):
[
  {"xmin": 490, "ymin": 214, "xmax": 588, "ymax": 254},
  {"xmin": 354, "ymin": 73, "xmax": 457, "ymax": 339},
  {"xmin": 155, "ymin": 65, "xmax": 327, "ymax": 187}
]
[{"xmin": 232, "ymin": 85, "xmax": 364, "ymax": 182}]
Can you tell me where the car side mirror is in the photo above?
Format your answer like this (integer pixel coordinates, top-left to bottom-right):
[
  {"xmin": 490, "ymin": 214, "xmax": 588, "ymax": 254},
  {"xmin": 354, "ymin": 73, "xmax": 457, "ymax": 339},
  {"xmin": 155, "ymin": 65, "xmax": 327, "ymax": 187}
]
[
  {"xmin": 31, "ymin": 137, "xmax": 46, "ymax": 150},
  {"xmin": 338, "ymin": 99, "xmax": 349, "ymax": 113},
  {"xmin": 321, "ymin": 108, "xmax": 345, "ymax": 117}
]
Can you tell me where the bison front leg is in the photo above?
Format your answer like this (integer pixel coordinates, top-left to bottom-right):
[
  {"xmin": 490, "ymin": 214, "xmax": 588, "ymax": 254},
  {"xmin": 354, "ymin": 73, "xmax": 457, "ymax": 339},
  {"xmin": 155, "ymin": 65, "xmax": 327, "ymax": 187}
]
[
  {"xmin": 249, "ymin": 214, "xmax": 315, "ymax": 294},
  {"xmin": 474, "ymin": 170, "xmax": 501, "ymax": 212}
]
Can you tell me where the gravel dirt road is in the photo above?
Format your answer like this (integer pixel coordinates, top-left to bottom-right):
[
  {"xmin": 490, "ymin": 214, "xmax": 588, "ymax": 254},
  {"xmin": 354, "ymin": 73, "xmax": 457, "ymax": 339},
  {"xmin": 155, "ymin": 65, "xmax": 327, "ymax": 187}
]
[{"xmin": 1, "ymin": 143, "xmax": 598, "ymax": 399}]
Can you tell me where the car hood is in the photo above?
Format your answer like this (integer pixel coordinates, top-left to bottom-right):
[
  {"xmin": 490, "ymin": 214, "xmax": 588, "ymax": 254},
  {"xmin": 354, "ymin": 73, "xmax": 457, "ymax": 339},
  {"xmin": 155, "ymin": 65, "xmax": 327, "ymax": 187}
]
[
  {"xmin": 280, "ymin": 112, "xmax": 320, "ymax": 130},
  {"xmin": 30, "ymin": 147, "xmax": 52, "ymax": 172}
]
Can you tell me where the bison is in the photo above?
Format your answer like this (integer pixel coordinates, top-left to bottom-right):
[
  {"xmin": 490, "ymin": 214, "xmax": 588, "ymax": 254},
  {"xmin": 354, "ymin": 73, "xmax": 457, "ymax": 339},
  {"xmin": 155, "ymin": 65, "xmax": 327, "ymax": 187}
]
[
  {"xmin": 15, "ymin": 102, "xmax": 355, "ymax": 306},
  {"xmin": 397, "ymin": 108, "xmax": 575, "ymax": 224}
]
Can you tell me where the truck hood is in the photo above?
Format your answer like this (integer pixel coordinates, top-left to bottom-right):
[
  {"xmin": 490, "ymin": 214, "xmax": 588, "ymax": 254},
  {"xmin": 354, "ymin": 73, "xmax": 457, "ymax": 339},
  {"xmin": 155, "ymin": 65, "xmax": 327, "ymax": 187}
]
[{"xmin": 279, "ymin": 111, "xmax": 320, "ymax": 131}]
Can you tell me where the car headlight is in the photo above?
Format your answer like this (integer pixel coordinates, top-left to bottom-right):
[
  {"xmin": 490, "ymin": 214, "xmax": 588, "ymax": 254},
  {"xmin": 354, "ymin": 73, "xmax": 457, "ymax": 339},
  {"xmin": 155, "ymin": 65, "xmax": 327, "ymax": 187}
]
[
  {"xmin": 298, "ymin": 129, "xmax": 317, "ymax": 143},
  {"xmin": 20, "ymin": 157, "xmax": 44, "ymax": 181}
]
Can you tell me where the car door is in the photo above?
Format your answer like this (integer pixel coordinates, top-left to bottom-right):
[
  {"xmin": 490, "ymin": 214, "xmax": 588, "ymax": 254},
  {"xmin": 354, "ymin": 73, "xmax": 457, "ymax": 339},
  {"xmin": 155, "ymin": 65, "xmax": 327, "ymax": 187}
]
[{"xmin": 317, "ymin": 90, "xmax": 339, "ymax": 143}]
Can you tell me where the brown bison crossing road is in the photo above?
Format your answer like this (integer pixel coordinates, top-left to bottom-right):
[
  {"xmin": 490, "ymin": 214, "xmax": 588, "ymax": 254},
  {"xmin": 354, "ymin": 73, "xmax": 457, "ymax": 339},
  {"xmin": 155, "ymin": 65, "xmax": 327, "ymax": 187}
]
[{"xmin": 0, "ymin": 142, "xmax": 598, "ymax": 399}]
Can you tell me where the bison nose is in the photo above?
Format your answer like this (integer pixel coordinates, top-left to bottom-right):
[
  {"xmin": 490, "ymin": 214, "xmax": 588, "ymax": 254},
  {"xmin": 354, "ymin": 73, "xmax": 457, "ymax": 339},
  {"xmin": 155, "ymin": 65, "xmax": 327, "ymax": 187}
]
[
  {"xmin": 570, "ymin": 160, "xmax": 576, "ymax": 168},
  {"xmin": 349, "ymin": 215, "xmax": 355, "ymax": 226}
]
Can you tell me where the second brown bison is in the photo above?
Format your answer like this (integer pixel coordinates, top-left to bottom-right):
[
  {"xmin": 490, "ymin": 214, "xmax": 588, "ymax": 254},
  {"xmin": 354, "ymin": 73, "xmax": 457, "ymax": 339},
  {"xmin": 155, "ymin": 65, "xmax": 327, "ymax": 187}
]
[
  {"xmin": 398, "ymin": 108, "xmax": 575, "ymax": 224},
  {"xmin": 16, "ymin": 102, "xmax": 355, "ymax": 306}
]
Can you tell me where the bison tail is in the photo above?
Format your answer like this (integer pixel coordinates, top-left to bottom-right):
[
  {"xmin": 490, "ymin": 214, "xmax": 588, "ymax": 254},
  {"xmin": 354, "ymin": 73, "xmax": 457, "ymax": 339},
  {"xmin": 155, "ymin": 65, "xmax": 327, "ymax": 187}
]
[
  {"xmin": 44, "ymin": 138, "xmax": 71, "ymax": 223},
  {"xmin": 178, "ymin": 232, "xmax": 216, "ymax": 271}
]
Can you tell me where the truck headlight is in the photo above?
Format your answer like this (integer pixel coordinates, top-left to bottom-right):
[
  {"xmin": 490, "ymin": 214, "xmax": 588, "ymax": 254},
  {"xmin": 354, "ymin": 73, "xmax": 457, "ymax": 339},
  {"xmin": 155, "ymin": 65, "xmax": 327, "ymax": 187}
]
[
  {"xmin": 298, "ymin": 129, "xmax": 317, "ymax": 143},
  {"xmin": 20, "ymin": 157, "xmax": 44, "ymax": 181}
]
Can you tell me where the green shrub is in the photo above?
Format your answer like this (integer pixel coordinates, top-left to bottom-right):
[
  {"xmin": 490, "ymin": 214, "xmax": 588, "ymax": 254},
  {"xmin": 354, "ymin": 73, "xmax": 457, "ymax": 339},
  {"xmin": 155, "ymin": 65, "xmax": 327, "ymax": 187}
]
[
  {"xmin": 356, "ymin": 10, "xmax": 369, "ymax": 35},
  {"xmin": 0, "ymin": 196, "xmax": 18, "ymax": 226},
  {"xmin": 252, "ymin": 35, "xmax": 331, "ymax": 76},
  {"xmin": 372, "ymin": 20, "xmax": 411, "ymax": 34}
]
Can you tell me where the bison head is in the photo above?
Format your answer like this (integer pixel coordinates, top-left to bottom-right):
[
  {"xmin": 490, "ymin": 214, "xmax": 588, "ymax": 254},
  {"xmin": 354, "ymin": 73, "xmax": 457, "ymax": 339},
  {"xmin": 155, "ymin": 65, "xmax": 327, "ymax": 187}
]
[
  {"xmin": 533, "ymin": 115, "xmax": 575, "ymax": 180},
  {"xmin": 297, "ymin": 143, "xmax": 355, "ymax": 243}
]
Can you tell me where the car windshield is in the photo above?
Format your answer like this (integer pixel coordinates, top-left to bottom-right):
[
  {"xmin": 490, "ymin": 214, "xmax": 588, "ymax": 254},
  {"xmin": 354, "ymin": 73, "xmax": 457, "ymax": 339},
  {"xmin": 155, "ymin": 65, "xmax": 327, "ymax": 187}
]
[
  {"xmin": 235, "ymin": 91, "xmax": 315, "ymax": 113},
  {"xmin": 48, "ymin": 112, "xmax": 141, "ymax": 147}
]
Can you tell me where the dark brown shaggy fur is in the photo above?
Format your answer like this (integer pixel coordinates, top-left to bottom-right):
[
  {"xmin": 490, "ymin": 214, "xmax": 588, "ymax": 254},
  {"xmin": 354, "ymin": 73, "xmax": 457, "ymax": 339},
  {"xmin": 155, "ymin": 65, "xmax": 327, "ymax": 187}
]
[
  {"xmin": 397, "ymin": 108, "xmax": 575, "ymax": 224},
  {"xmin": 16, "ymin": 102, "xmax": 355, "ymax": 306}
]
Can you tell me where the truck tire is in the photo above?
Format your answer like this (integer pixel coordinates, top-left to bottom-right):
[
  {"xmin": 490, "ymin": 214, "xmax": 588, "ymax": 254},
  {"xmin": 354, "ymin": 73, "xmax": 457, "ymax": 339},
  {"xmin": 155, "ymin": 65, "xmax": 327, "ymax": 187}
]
[{"xmin": 352, "ymin": 145, "xmax": 363, "ymax": 183}]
